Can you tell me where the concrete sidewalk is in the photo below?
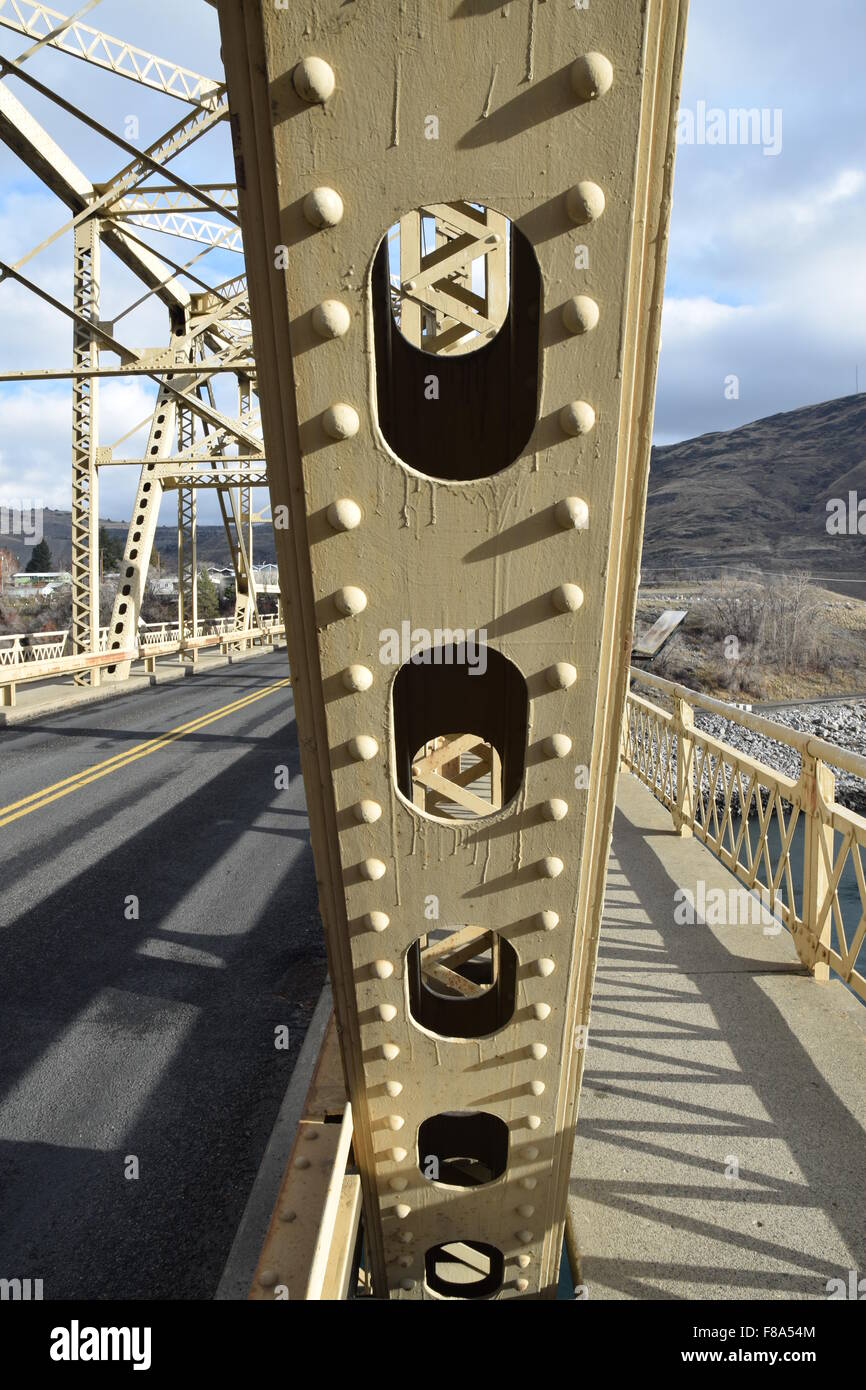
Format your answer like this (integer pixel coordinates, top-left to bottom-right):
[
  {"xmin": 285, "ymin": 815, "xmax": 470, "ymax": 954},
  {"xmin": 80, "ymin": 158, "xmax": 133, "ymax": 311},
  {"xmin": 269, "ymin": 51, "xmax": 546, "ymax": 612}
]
[
  {"xmin": 569, "ymin": 774, "xmax": 866, "ymax": 1300},
  {"xmin": 0, "ymin": 640, "xmax": 287, "ymax": 728}
]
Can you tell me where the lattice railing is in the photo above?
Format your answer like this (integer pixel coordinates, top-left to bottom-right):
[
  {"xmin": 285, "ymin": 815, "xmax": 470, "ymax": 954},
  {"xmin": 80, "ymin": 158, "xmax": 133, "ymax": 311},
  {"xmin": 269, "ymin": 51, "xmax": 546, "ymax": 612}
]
[
  {"xmin": 622, "ymin": 670, "xmax": 866, "ymax": 1005},
  {"xmin": 0, "ymin": 629, "xmax": 68, "ymax": 664}
]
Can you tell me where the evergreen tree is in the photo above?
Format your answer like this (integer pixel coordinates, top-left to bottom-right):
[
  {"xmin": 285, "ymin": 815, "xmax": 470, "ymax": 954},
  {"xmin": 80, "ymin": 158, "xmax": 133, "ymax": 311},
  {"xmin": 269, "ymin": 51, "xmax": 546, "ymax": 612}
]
[
  {"xmin": 196, "ymin": 567, "xmax": 220, "ymax": 619},
  {"xmin": 25, "ymin": 538, "xmax": 53, "ymax": 572},
  {"xmin": 99, "ymin": 526, "xmax": 124, "ymax": 572}
]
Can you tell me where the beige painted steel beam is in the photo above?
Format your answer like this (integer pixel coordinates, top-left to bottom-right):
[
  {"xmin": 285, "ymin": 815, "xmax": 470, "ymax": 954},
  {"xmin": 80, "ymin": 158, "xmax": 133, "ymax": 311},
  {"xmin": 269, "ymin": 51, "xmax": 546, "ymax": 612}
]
[
  {"xmin": 219, "ymin": 0, "xmax": 687, "ymax": 1300},
  {"xmin": 0, "ymin": 0, "xmax": 222, "ymax": 105}
]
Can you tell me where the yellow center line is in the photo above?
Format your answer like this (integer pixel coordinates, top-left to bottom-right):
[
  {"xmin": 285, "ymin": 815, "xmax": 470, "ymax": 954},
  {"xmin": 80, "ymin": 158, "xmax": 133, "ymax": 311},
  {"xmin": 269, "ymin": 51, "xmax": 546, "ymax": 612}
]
[{"xmin": 0, "ymin": 678, "xmax": 291, "ymax": 830}]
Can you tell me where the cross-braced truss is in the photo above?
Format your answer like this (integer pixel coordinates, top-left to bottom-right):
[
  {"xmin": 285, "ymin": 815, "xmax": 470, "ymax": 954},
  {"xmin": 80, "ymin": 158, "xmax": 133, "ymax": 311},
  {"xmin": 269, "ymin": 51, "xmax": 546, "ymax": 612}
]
[{"xmin": 0, "ymin": 1, "xmax": 271, "ymax": 683}]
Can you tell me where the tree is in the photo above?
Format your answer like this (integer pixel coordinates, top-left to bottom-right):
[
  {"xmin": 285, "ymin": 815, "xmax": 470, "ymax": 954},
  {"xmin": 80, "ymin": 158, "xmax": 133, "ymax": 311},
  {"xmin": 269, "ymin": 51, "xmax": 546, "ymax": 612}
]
[
  {"xmin": 99, "ymin": 526, "xmax": 124, "ymax": 573},
  {"xmin": 197, "ymin": 567, "xmax": 220, "ymax": 619},
  {"xmin": 25, "ymin": 539, "xmax": 53, "ymax": 572}
]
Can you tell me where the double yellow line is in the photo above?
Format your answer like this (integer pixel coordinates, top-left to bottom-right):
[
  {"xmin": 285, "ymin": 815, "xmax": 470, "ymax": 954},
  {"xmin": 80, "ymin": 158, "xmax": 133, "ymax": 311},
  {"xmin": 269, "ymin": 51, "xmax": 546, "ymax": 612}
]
[{"xmin": 0, "ymin": 678, "xmax": 291, "ymax": 830}]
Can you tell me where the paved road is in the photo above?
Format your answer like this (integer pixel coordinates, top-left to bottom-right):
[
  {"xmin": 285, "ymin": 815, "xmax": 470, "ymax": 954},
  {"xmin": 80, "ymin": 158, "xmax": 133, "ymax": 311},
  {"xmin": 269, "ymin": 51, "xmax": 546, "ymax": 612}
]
[{"xmin": 0, "ymin": 652, "xmax": 327, "ymax": 1299}]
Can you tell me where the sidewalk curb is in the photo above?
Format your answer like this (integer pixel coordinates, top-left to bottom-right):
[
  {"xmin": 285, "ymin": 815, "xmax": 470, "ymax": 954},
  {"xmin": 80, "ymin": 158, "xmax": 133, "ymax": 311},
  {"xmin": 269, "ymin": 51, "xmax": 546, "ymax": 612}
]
[{"xmin": 214, "ymin": 983, "xmax": 333, "ymax": 1302}]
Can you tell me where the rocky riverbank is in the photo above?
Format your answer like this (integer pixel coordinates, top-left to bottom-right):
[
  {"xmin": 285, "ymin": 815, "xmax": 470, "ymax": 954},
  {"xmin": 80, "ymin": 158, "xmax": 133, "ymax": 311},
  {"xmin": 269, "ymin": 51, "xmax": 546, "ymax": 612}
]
[{"xmin": 694, "ymin": 702, "xmax": 866, "ymax": 817}]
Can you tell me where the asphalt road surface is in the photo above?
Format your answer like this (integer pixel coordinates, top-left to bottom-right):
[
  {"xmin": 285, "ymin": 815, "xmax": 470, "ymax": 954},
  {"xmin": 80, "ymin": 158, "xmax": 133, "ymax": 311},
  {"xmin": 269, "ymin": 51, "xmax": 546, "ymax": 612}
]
[{"xmin": 0, "ymin": 652, "xmax": 327, "ymax": 1299}]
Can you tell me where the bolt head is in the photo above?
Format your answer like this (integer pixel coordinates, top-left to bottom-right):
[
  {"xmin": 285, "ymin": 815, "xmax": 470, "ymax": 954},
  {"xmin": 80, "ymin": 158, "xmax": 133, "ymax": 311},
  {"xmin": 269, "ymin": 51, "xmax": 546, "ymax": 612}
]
[
  {"xmin": 559, "ymin": 401, "xmax": 596, "ymax": 437},
  {"xmin": 555, "ymin": 497, "xmax": 590, "ymax": 530},
  {"xmin": 571, "ymin": 52, "xmax": 614, "ymax": 101},
  {"xmin": 565, "ymin": 180, "xmax": 606, "ymax": 226},
  {"xmin": 323, "ymin": 402, "xmax": 360, "ymax": 440},
  {"xmin": 335, "ymin": 585, "xmax": 367, "ymax": 616},
  {"xmin": 303, "ymin": 186, "xmax": 344, "ymax": 228},
  {"xmin": 312, "ymin": 298, "xmax": 351, "ymax": 338},
  {"xmin": 562, "ymin": 295, "xmax": 600, "ymax": 336},
  {"xmin": 293, "ymin": 56, "xmax": 336, "ymax": 104}
]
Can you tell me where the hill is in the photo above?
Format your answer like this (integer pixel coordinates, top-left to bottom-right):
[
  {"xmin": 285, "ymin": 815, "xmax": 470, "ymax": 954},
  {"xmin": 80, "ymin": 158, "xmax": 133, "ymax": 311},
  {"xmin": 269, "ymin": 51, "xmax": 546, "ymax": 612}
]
[{"xmin": 644, "ymin": 393, "xmax": 866, "ymax": 591}]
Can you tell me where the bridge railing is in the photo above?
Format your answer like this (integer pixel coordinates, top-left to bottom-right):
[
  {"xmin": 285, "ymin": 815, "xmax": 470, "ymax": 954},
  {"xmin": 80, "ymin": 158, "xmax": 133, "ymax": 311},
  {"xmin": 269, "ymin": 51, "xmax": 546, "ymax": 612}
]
[
  {"xmin": 0, "ymin": 618, "xmax": 286, "ymax": 707},
  {"xmin": 623, "ymin": 668, "xmax": 866, "ymax": 1006},
  {"xmin": 0, "ymin": 629, "xmax": 70, "ymax": 664}
]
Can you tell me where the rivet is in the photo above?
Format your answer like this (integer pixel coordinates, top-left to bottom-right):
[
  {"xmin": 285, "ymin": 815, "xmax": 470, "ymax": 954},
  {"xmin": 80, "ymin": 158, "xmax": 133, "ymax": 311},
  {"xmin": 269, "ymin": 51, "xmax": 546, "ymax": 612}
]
[
  {"xmin": 527, "ymin": 1116, "xmax": 542, "ymax": 1131},
  {"xmin": 520, "ymin": 1177, "xmax": 537, "ymax": 1191},
  {"xmin": 361, "ymin": 857, "xmax": 387, "ymax": 881},
  {"xmin": 530, "ymin": 1080, "xmax": 545, "ymax": 1097},
  {"xmin": 389, "ymin": 1176, "xmax": 408, "ymax": 1192},
  {"xmin": 366, "ymin": 910, "xmax": 390, "ymax": 933},
  {"xmin": 303, "ymin": 186, "xmax": 344, "ymax": 228},
  {"xmin": 323, "ymin": 402, "xmax": 360, "ymax": 439},
  {"xmin": 553, "ymin": 583, "xmax": 585, "ymax": 613},
  {"xmin": 355, "ymin": 799, "xmax": 382, "ymax": 824},
  {"xmin": 543, "ymin": 735, "xmax": 572, "ymax": 762},
  {"xmin": 397, "ymin": 1231, "xmax": 414, "ymax": 1244},
  {"xmin": 373, "ymin": 959, "xmax": 394, "ymax": 980},
  {"xmin": 304, "ymin": 1129, "xmax": 319, "ymax": 1142},
  {"xmin": 516, "ymin": 1277, "xmax": 530, "ymax": 1293},
  {"xmin": 559, "ymin": 401, "xmax": 596, "ymax": 437},
  {"xmin": 335, "ymin": 585, "xmax": 367, "ymax": 616},
  {"xmin": 280, "ymin": 1208, "xmax": 297, "ymax": 1222},
  {"xmin": 517, "ymin": 1204, "xmax": 535, "ymax": 1218},
  {"xmin": 537, "ymin": 910, "xmax": 559, "ymax": 932},
  {"xmin": 343, "ymin": 663, "xmax": 373, "ymax": 692},
  {"xmin": 533, "ymin": 1003, "xmax": 552, "ymax": 1021},
  {"xmin": 385, "ymin": 1080, "xmax": 403, "ymax": 1097},
  {"xmin": 327, "ymin": 498, "xmax": 362, "ymax": 531},
  {"xmin": 516, "ymin": 1229, "xmax": 534, "ymax": 1244},
  {"xmin": 404, "ymin": 279, "xmax": 417, "ymax": 292},
  {"xmin": 555, "ymin": 497, "xmax": 590, "ymax": 530},
  {"xmin": 517, "ymin": 1253, "xmax": 532, "ymax": 1268},
  {"xmin": 397, "ymin": 1255, "xmax": 413, "ymax": 1268},
  {"xmin": 387, "ymin": 1114, "xmax": 405, "ymax": 1131},
  {"xmin": 545, "ymin": 662, "xmax": 577, "ymax": 690},
  {"xmin": 312, "ymin": 298, "xmax": 350, "ymax": 338},
  {"xmin": 571, "ymin": 52, "xmax": 614, "ymax": 101},
  {"xmin": 259, "ymin": 1269, "xmax": 279, "ymax": 1288},
  {"xmin": 391, "ymin": 1146, "xmax": 408, "ymax": 1162},
  {"xmin": 400, "ymin": 1278, "xmax": 415, "ymax": 1291},
  {"xmin": 348, "ymin": 733, "xmax": 378, "ymax": 761},
  {"xmin": 395, "ymin": 1203, "xmax": 411, "ymax": 1219},
  {"xmin": 538, "ymin": 856, "xmax": 564, "ymax": 879},
  {"xmin": 379, "ymin": 1003, "xmax": 398, "ymax": 1022},
  {"xmin": 565, "ymin": 180, "xmax": 605, "ymax": 225},
  {"xmin": 293, "ymin": 56, "xmax": 336, "ymax": 104},
  {"xmin": 382, "ymin": 1042, "xmax": 400, "ymax": 1061},
  {"xmin": 524, "ymin": 1147, "xmax": 539, "ymax": 1161},
  {"xmin": 543, "ymin": 798, "xmax": 569, "ymax": 822},
  {"xmin": 562, "ymin": 295, "xmax": 600, "ymax": 336},
  {"xmin": 295, "ymin": 1155, "xmax": 310, "ymax": 1169},
  {"xmin": 530, "ymin": 1043, "xmax": 548, "ymax": 1060},
  {"xmin": 537, "ymin": 958, "xmax": 556, "ymax": 977}
]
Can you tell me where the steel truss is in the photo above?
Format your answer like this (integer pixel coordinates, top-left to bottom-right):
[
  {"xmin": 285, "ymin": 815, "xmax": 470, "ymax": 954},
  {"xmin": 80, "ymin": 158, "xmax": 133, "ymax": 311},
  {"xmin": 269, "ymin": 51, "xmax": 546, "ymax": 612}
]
[{"xmin": 0, "ymin": 2, "xmax": 268, "ymax": 684}]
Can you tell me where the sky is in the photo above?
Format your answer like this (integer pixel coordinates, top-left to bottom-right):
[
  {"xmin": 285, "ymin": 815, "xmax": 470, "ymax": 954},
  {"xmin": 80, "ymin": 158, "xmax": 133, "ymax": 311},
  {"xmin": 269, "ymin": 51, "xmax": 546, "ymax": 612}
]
[{"xmin": 0, "ymin": 0, "xmax": 864, "ymax": 527}]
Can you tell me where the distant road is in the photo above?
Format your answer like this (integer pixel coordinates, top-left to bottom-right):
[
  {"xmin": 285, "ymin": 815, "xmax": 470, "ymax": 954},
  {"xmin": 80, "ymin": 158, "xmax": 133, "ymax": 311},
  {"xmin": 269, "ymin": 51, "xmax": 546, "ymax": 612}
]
[
  {"xmin": 755, "ymin": 692, "xmax": 866, "ymax": 712},
  {"xmin": 0, "ymin": 652, "xmax": 326, "ymax": 1299}
]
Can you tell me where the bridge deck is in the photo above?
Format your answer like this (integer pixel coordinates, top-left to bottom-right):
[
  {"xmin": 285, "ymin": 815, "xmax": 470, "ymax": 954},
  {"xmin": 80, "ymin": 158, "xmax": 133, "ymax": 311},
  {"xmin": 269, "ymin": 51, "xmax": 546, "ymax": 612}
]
[{"xmin": 569, "ymin": 774, "xmax": 866, "ymax": 1300}]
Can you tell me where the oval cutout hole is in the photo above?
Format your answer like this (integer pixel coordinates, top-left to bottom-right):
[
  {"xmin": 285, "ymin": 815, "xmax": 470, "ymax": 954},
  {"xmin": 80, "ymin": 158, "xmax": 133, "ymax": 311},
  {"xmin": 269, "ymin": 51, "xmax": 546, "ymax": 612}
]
[
  {"xmin": 424, "ymin": 1241, "xmax": 504, "ymax": 1299},
  {"xmin": 372, "ymin": 203, "xmax": 540, "ymax": 479},
  {"xmin": 407, "ymin": 925, "xmax": 517, "ymax": 1039},
  {"xmin": 418, "ymin": 1111, "xmax": 508, "ymax": 1187}
]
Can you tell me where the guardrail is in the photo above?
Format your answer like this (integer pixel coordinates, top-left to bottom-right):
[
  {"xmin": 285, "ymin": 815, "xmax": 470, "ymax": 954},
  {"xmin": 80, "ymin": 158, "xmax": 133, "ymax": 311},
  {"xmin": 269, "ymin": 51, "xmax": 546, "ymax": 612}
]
[
  {"xmin": 622, "ymin": 668, "xmax": 866, "ymax": 1005},
  {"xmin": 0, "ymin": 617, "xmax": 286, "ymax": 707}
]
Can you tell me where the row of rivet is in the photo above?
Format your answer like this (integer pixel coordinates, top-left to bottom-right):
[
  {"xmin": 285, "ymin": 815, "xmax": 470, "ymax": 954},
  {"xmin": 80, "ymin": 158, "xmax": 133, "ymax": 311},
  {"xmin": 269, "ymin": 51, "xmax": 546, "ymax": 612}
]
[{"xmin": 291, "ymin": 41, "xmax": 614, "ymax": 1296}]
